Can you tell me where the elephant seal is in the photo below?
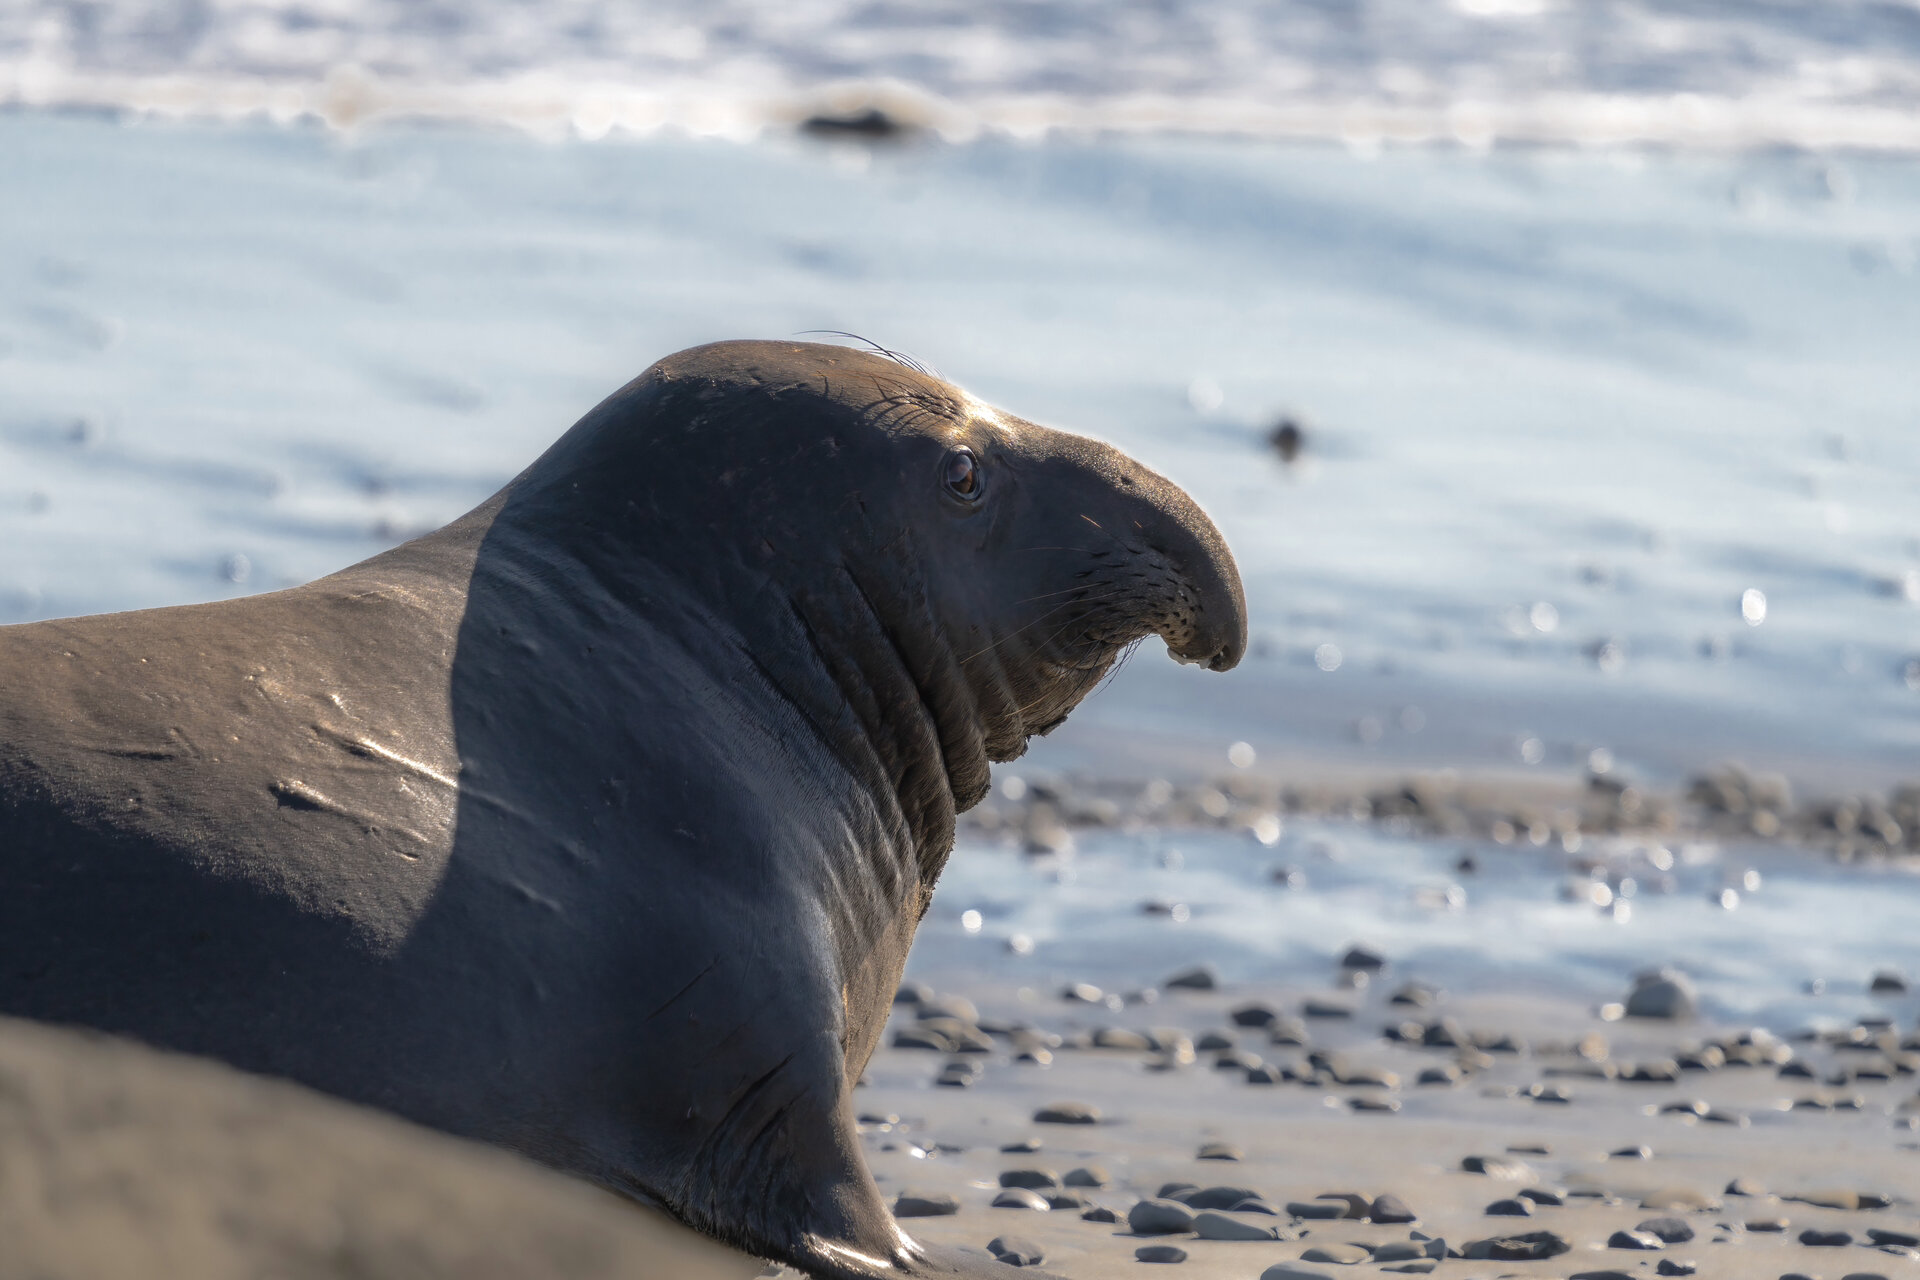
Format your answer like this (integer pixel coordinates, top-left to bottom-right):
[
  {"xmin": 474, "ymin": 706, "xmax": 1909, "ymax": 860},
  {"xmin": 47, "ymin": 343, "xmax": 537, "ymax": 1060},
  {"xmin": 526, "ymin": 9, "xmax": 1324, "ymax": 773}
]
[{"xmin": 0, "ymin": 340, "xmax": 1244, "ymax": 1278}]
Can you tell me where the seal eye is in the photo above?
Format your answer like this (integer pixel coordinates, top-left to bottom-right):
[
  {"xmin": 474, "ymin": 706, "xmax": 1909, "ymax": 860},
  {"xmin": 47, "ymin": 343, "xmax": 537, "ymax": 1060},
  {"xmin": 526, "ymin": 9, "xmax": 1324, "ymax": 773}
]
[{"xmin": 943, "ymin": 448, "xmax": 982, "ymax": 501}]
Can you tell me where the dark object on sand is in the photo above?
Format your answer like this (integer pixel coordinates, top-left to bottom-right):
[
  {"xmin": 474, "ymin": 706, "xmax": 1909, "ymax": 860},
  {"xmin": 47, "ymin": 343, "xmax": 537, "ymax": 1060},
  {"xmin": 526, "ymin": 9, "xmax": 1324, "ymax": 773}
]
[
  {"xmin": 802, "ymin": 105, "xmax": 921, "ymax": 141},
  {"xmin": 1269, "ymin": 418, "xmax": 1307, "ymax": 463},
  {"xmin": 0, "ymin": 341, "xmax": 1243, "ymax": 1280}
]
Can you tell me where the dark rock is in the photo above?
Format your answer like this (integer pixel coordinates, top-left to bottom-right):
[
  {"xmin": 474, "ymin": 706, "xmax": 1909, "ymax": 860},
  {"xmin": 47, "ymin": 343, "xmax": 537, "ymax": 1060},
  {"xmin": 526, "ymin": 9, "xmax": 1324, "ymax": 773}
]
[
  {"xmin": 891, "ymin": 1026, "xmax": 953, "ymax": 1052},
  {"xmin": 990, "ymin": 1189, "xmax": 1050, "ymax": 1211},
  {"xmin": 1609, "ymin": 1145, "xmax": 1653, "ymax": 1160},
  {"xmin": 1156, "ymin": 1182, "xmax": 1198, "ymax": 1202},
  {"xmin": 1192, "ymin": 1210, "xmax": 1286, "ymax": 1241},
  {"xmin": 1163, "ymin": 965, "xmax": 1218, "ymax": 991},
  {"xmin": 1608, "ymin": 1229, "xmax": 1664, "ymax": 1250},
  {"xmin": 1369, "ymin": 1193, "xmax": 1417, "ymax": 1223},
  {"xmin": 1625, "ymin": 969, "xmax": 1697, "ymax": 1020},
  {"xmin": 1135, "ymin": 1244, "xmax": 1188, "ymax": 1263},
  {"xmin": 1079, "ymin": 1205, "xmax": 1119, "ymax": 1224},
  {"xmin": 1268, "ymin": 1015, "xmax": 1311, "ymax": 1046},
  {"xmin": 1032, "ymin": 1101, "xmax": 1099, "ymax": 1125},
  {"xmin": 1184, "ymin": 1185, "xmax": 1264, "ymax": 1210},
  {"xmin": 1301, "ymin": 999, "xmax": 1353, "ymax": 1019},
  {"xmin": 1518, "ymin": 1187, "xmax": 1564, "ymax": 1206},
  {"xmin": 1349, "ymin": 1096, "xmax": 1400, "ymax": 1112},
  {"xmin": 1314, "ymin": 1192, "xmax": 1370, "ymax": 1219},
  {"xmin": 1638, "ymin": 1217, "xmax": 1695, "ymax": 1243},
  {"xmin": 1869, "ymin": 1228, "xmax": 1920, "ymax": 1248},
  {"xmin": 1300, "ymin": 1244, "xmax": 1370, "ymax": 1264},
  {"xmin": 1000, "ymin": 1137, "xmax": 1042, "ymax": 1154},
  {"xmin": 1654, "ymin": 1262, "xmax": 1697, "ymax": 1277},
  {"xmin": 1268, "ymin": 419, "xmax": 1306, "ymax": 464},
  {"xmin": 1246, "ymin": 1063, "xmax": 1289, "ymax": 1084},
  {"xmin": 986, "ymin": 1236, "xmax": 1045, "ymax": 1267},
  {"xmin": 894, "ymin": 980, "xmax": 934, "ymax": 1006},
  {"xmin": 1063, "ymin": 1166, "xmax": 1108, "ymax": 1188},
  {"xmin": 893, "ymin": 1192, "xmax": 961, "ymax": 1217},
  {"xmin": 1230, "ymin": 1003, "xmax": 1278, "ymax": 1028},
  {"xmin": 1127, "ymin": 1200, "xmax": 1194, "ymax": 1234},
  {"xmin": 1461, "ymin": 1155, "xmax": 1533, "ymax": 1179},
  {"xmin": 1416, "ymin": 1064, "xmax": 1461, "ymax": 1086},
  {"xmin": 1461, "ymin": 1230, "xmax": 1571, "ymax": 1261},
  {"xmin": 1043, "ymin": 1191, "xmax": 1089, "ymax": 1211},
  {"xmin": 1485, "ymin": 1198, "xmax": 1532, "ymax": 1216},
  {"xmin": 1725, "ymin": 1176, "xmax": 1766, "ymax": 1197},
  {"xmin": 1798, "ymin": 1228, "xmax": 1853, "ymax": 1246},
  {"xmin": 1567, "ymin": 1272, "xmax": 1636, "ymax": 1280},
  {"xmin": 800, "ymin": 105, "xmax": 923, "ymax": 142},
  {"xmin": 1869, "ymin": 968, "xmax": 1909, "ymax": 993},
  {"xmin": 998, "ymin": 1170, "xmax": 1059, "ymax": 1190},
  {"xmin": 1340, "ymin": 945, "xmax": 1387, "ymax": 971},
  {"xmin": 1745, "ymin": 1217, "xmax": 1789, "ymax": 1232},
  {"xmin": 1285, "ymin": 1200, "xmax": 1347, "ymax": 1219},
  {"xmin": 1196, "ymin": 1030, "xmax": 1237, "ymax": 1051}
]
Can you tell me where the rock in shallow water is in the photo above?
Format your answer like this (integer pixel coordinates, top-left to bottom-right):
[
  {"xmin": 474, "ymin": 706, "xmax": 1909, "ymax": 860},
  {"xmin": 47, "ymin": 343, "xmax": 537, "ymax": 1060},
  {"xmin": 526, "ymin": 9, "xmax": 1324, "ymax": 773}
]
[
  {"xmin": 1462, "ymin": 1230, "xmax": 1571, "ymax": 1260},
  {"xmin": 986, "ymin": 1236, "xmax": 1044, "ymax": 1267},
  {"xmin": 1031, "ymin": 1101, "xmax": 1099, "ymax": 1125},
  {"xmin": 1191, "ymin": 1210, "xmax": 1287, "ymax": 1241},
  {"xmin": 1135, "ymin": 1244, "xmax": 1188, "ymax": 1263},
  {"xmin": 1300, "ymin": 1243, "xmax": 1370, "ymax": 1264},
  {"xmin": 990, "ymin": 1189, "xmax": 1050, "ymax": 1211},
  {"xmin": 1608, "ymin": 1228, "xmax": 1664, "ymax": 1250},
  {"xmin": 1368, "ymin": 1193, "xmax": 1417, "ymax": 1223},
  {"xmin": 1625, "ymin": 968, "xmax": 1697, "ymax": 1019}
]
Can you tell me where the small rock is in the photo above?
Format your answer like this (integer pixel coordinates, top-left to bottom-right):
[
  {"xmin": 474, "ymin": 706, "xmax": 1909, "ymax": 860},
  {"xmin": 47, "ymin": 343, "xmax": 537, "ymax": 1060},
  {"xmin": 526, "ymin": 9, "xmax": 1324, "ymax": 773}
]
[
  {"xmin": 1416, "ymin": 1064, "xmax": 1461, "ymax": 1086},
  {"xmin": 1746, "ymin": 1217, "xmax": 1789, "ymax": 1232},
  {"xmin": 1300, "ymin": 1243, "xmax": 1370, "ymax": 1264},
  {"xmin": 894, "ymin": 980, "xmax": 934, "ymax": 1006},
  {"xmin": 1349, "ymin": 1095, "xmax": 1400, "ymax": 1113},
  {"xmin": 1231, "ymin": 1003, "xmax": 1278, "ymax": 1028},
  {"xmin": 1163, "ymin": 965, "xmax": 1218, "ymax": 991},
  {"xmin": 1192, "ymin": 1210, "xmax": 1286, "ymax": 1241},
  {"xmin": 916, "ymin": 994, "xmax": 979, "ymax": 1023},
  {"xmin": 1518, "ymin": 1186, "xmax": 1564, "ymax": 1206},
  {"xmin": 1092, "ymin": 1027, "xmax": 1154, "ymax": 1051},
  {"xmin": 1371, "ymin": 1242, "xmax": 1427, "ymax": 1261},
  {"xmin": 1340, "ymin": 944, "xmax": 1387, "ymax": 971},
  {"xmin": 987, "ymin": 1236, "xmax": 1045, "ymax": 1267},
  {"xmin": 1301, "ymin": 998, "xmax": 1354, "ymax": 1019},
  {"xmin": 1079, "ymin": 1205, "xmax": 1119, "ymax": 1223},
  {"xmin": 1486, "ymin": 1198, "xmax": 1532, "ymax": 1216},
  {"xmin": 1868, "ymin": 1228, "xmax": 1920, "ymax": 1247},
  {"xmin": 1286, "ymin": 1200, "xmax": 1347, "ymax": 1220},
  {"xmin": 1798, "ymin": 1227, "xmax": 1853, "ymax": 1246},
  {"xmin": 1045, "ymin": 1191, "xmax": 1090, "ymax": 1210},
  {"xmin": 1379, "ymin": 1265, "xmax": 1436, "ymax": 1276},
  {"xmin": 1641, "ymin": 1188, "xmax": 1719, "ymax": 1211},
  {"xmin": 1197, "ymin": 1030, "xmax": 1237, "ymax": 1051},
  {"xmin": 1460, "ymin": 1155, "xmax": 1533, "ymax": 1179},
  {"xmin": 1000, "ymin": 1137, "xmax": 1043, "ymax": 1154},
  {"xmin": 1655, "ymin": 1262, "xmax": 1698, "ymax": 1277},
  {"xmin": 1369, "ymin": 1193, "xmax": 1417, "ymax": 1223},
  {"xmin": 1461, "ymin": 1230, "xmax": 1571, "ymax": 1260},
  {"xmin": 1314, "ymin": 1193, "xmax": 1370, "ymax": 1219},
  {"xmin": 998, "ymin": 1169, "xmax": 1059, "ymax": 1190},
  {"xmin": 892, "ymin": 1026, "xmax": 953, "ymax": 1052},
  {"xmin": 1638, "ymin": 1217, "xmax": 1695, "ymax": 1243},
  {"xmin": 1869, "ymin": 968, "xmax": 1909, "ymax": 993},
  {"xmin": 1135, "ymin": 1244, "xmax": 1188, "ymax": 1263},
  {"xmin": 1127, "ymin": 1199, "xmax": 1195, "ymax": 1235},
  {"xmin": 1625, "ymin": 969, "xmax": 1697, "ymax": 1020},
  {"xmin": 1610, "ymin": 1145, "xmax": 1653, "ymax": 1160},
  {"xmin": 893, "ymin": 1192, "xmax": 960, "ymax": 1217},
  {"xmin": 1725, "ymin": 1176, "xmax": 1766, "ymax": 1197},
  {"xmin": 1063, "ymin": 1165, "xmax": 1108, "ymax": 1188},
  {"xmin": 1032, "ymin": 1101, "xmax": 1100, "ymax": 1125},
  {"xmin": 1184, "ymin": 1185, "xmax": 1264, "ymax": 1210},
  {"xmin": 991, "ymin": 1189, "xmax": 1051, "ymax": 1211},
  {"xmin": 1567, "ymin": 1272, "xmax": 1636, "ymax": 1280},
  {"xmin": 1788, "ymin": 1189, "xmax": 1861, "ymax": 1210},
  {"xmin": 1157, "ymin": 1182, "xmax": 1198, "ymax": 1202},
  {"xmin": 1260, "ymin": 1266, "xmax": 1336, "ymax": 1280},
  {"xmin": 1196, "ymin": 1141, "xmax": 1242, "ymax": 1161}
]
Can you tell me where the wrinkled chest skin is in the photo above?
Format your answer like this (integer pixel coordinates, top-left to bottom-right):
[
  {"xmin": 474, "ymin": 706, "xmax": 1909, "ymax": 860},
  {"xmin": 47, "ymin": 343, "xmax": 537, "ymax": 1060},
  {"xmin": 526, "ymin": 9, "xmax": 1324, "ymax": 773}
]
[{"xmin": 0, "ymin": 341, "xmax": 1243, "ymax": 1280}]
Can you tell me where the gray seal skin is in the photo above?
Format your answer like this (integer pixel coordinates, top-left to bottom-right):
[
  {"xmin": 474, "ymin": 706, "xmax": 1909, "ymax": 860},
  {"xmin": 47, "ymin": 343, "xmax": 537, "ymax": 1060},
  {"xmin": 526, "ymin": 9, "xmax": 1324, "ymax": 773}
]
[{"xmin": 0, "ymin": 340, "xmax": 1244, "ymax": 1278}]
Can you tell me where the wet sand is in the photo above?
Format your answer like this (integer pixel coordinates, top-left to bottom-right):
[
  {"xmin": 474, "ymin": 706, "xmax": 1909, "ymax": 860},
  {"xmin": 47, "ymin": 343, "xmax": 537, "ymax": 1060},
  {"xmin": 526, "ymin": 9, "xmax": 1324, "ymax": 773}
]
[{"xmin": 834, "ymin": 975, "xmax": 1919, "ymax": 1279}]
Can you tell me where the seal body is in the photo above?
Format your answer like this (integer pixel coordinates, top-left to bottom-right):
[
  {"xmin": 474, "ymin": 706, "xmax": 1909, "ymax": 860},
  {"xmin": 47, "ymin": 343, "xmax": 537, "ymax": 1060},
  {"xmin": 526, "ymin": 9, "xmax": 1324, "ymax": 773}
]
[{"xmin": 0, "ymin": 341, "xmax": 1244, "ymax": 1278}]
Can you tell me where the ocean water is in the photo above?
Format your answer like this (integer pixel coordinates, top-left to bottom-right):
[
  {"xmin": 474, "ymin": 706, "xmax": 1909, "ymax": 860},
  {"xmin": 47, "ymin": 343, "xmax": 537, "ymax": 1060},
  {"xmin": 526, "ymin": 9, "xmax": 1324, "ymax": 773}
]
[{"xmin": 2, "ymin": 111, "xmax": 1916, "ymax": 797}]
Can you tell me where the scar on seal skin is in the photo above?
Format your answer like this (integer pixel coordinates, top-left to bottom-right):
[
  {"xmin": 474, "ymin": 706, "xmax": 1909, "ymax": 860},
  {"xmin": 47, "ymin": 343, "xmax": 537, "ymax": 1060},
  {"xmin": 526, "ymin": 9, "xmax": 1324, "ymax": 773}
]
[{"xmin": 0, "ymin": 340, "xmax": 1245, "ymax": 1279}]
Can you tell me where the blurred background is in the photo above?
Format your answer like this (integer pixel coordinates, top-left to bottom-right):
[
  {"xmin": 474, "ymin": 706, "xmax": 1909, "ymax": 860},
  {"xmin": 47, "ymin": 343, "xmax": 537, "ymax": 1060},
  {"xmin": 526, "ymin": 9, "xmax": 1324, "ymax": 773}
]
[{"xmin": 3, "ymin": 3, "xmax": 1918, "ymax": 890}]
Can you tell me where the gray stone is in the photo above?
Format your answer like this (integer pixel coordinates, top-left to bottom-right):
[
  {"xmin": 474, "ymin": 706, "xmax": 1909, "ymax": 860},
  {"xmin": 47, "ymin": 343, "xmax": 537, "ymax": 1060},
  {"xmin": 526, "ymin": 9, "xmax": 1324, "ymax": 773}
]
[
  {"xmin": 1135, "ymin": 1245, "xmax": 1188, "ymax": 1263},
  {"xmin": 1127, "ymin": 1199, "xmax": 1195, "ymax": 1234},
  {"xmin": 1625, "ymin": 969, "xmax": 1697, "ymax": 1019},
  {"xmin": 1462, "ymin": 1230, "xmax": 1571, "ymax": 1260},
  {"xmin": 1196, "ymin": 1141, "xmax": 1243, "ymax": 1161},
  {"xmin": 1608, "ymin": 1229, "xmax": 1664, "ymax": 1250},
  {"xmin": 1062, "ymin": 1165, "xmax": 1108, "ymax": 1188},
  {"xmin": 1191, "ymin": 1211, "xmax": 1286, "ymax": 1241},
  {"xmin": 1286, "ymin": 1200, "xmax": 1347, "ymax": 1219},
  {"xmin": 1079, "ymin": 1206, "xmax": 1118, "ymax": 1224},
  {"xmin": 893, "ymin": 1192, "xmax": 961, "ymax": 1217},
  {"xmin": 1368, "ymin": 1193, "xmax": 1417, "ymax": 1223},
  {"xmin": 986, "ymin": 1236, "xmax": 1044, "ymax": 1267},
  {"xmin": 990, "ymin": 1189, "xmax": 1051, "ymax": 1211},
  {"xmin": 1299, "ymin": 1243, "xmax": 1370, "ymax": 1264},
  {"xmin": 1260, "ymin": 1267, "xmax": 1336, "ymax": 1280},
  {"xmin": 1184, "ymin": 1185, "xmax": 1263, "ymax": 1210},
  {"xmin": 1163, "ymin": 965, "xmax": 1219, "ymax": 991},
  {"xmin": 1655, "ymin": 1262, "xmax": 1698, "ymax": 1277},
  {"xmin": 998, "ymin": 1169, "xmax": 1059, "ymax": 1190},
  {"xmin": 1485, "ymin": 1198, "xmax": 1532, "ymax": 1216},
  {"xmin": 1637, "ymin": 1216, "xmax": 1695, "ymax": 1243},
  {"xmin": 1032, "ymin": 1101, "xmax": 1100, "ymax": 1125}
]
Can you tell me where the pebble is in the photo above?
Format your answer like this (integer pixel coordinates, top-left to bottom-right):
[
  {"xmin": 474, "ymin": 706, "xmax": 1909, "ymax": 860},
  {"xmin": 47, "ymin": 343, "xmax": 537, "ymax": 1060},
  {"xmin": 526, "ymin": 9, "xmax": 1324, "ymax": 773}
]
[
  {"xmin": 1196, "ymin": 1140, "xmax": 1243, "ymax": 1161},
  {"xmin": 1092, "ymin": 1027, "xmax": 1154, "ymax": 1051},
  {"xmin": 987, "ymin": 1236, "xmax": 1045, "ymax": 1267},
  {"xmin": 936, "ymin": 1060, "xmax": 982, "ymax": 1087},
  {"xmin": 1044, "ymin": 1191, "xmax": 1090, "ymax": 1210},
  {"xmin": 1609, "ymin": 1228, "xmax": 1665, "ymax": 1250},
  {"xmin": 1369, "ymin": 1193, "xmax": 1417, "ymax": 1223},
  {"xmin": 1568, "ymin": 1272, "xmax": 1636, "ymax": 1280},
  {"xmin": 1230, "ymin": 1003, "xmax": 1278, "ymax": 1028},
  {"xmin": 892, "ymin": 1026, "xmax": 952, "ymax": 1052},
  {"xmin": 1656, "ymin": 1262, "xmax": 1698, "ymax": 1277},
  {"xmin": 1349, "ymin": 1097, "xmax": 1400, "ymax": 1112},
  {"xmin": 1192, "ymin": 1210, "xmax": 1287, "ymax": 1241},
  {"xmin": 1462, "ymin": 1230, "xmax": 1571, "ymax": 1260},
  {"xmin": 1485, "ymin": 1198, "xmax": 1532, "ymax": 1216},
  {"xmin": 998, "ymin": 1169, "xmax": 1059, "ymax": 1190},
  {"xmin": 1196, "ymin": 1030, "xmax": 1237, "ymax": 1051},
  {"xmin": 917, "ymin": 995, "xmax": 979, "ymax": 1023},
  {"xmin": 1000, "ymin": 1137, "xmax": 1042, "ymax": 1154},
  {"xmin": 1518, "ymin": 1186, "xmax": 1564, "ymax": 1206},
  {"xmin": 1135, "ymin": 1245, "xmax": 1188, "ymax": 1263},
  {"xmin": 1268, "ymin": 1015, "xmax": 1312, "ymax": 1046},
  {"xmin": 1301, "ymin": 998, "xmax": 1354, "ymax": 1019},
  {"xmin": 1638, "ymin": 1216, "xmax": 1695, "ymax": 1243},
  {"xmin": 1799, "ymin": 1228, "xmax": 1853, "ymax": 1246},
  {"xmin": 1725, "ymin": 1176, "xmax": 1767, "ymax": 1197},
  {"xmin": 1079, "ymin": 1204, "xmax": 1118, "ymax": 1224},
  {"xmin": 1032, "ymin": 1101, "xmax": 1100, "ymax": 1125},
  {"xmin": 1127, "ymin": 1200, "xmax": 1195, "ymax": 1234},
  {"xmin": 1340, "ymin": 944, "xmax": 1387, "ymax": 970},
  {"xmin": 1260, "ymin": 1266, "xmax": 1336, "ymax": 1280},
  {"xmin": 1062, "ymin": 1165, "xmax": 1107, "ymax": 1188},
  {"xmin": 892, "ymin": 1192, "xmax": 960, "ymax": 1217},
  {"xmin": 1286, "ymin": 1200, "xmax": 1347, "ymax": 1220},
  {"xmin": 1609, "ymin": 1145, "xmax": 1653, "ymax": 1160},
  {"xmin": 1868, "ymin": 1229, "xmax": 1920, "ymax": 1248},
  {"xmin": 1460, "ymin": 1154, "xmax": 1533, "ymax": 1179},
  {"xmin": 1747, "ymin": 1218, "xmax": 1790, "ymax": 1232},
  {"xmin": 1185, "ymin": 1185, "xmax": 1264, "ymax": 1210},
  {"xmin": 1625, "ymin": 969, "xmax": 1697, "ymax": 1019},
  {"xmin": 1163, "ymin": 965, "xmax": 1218, "ymax": 991},
  {"xmin": 1379, "ymin": 1264, "xmax": 1436, "ymax": 1276},
  {"xmin": 1371, "ymin": 1242, "xmax": 1435, "ymax": 1261},
  {"xmin": 894, "ymin": 980, "xmax": 934, "ymax": 1006},
  {"xmin": 990, "ymin": 1188, "xmax": 1051, "ymax": 1212},
  {"xmin": 1246, "ymin": 1063, "xmax": 1289, "ymax": 1084},
  {"xmin": 1642, "ymin": 1188, "xmax": 1718, "ymax": 1211},
  {"xmin": 1416, "ymin": 1064, "xmax": 1461, "ymax": 1086},
  {"xmin": 1300, "ymin": 1243, "xmax": 1370, "ymax": 1264},
  {"xmin": 1157, "ymin": 1182, "xmax": 1198, "ymax": 1201}
]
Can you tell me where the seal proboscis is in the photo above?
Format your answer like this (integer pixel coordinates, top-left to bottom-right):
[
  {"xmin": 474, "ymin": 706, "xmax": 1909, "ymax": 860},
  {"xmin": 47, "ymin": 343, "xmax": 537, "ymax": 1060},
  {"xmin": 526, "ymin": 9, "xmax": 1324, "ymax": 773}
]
[{"xmin": 0, "ymin": 340, "xmax": 1244, "ymax": 1278}]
